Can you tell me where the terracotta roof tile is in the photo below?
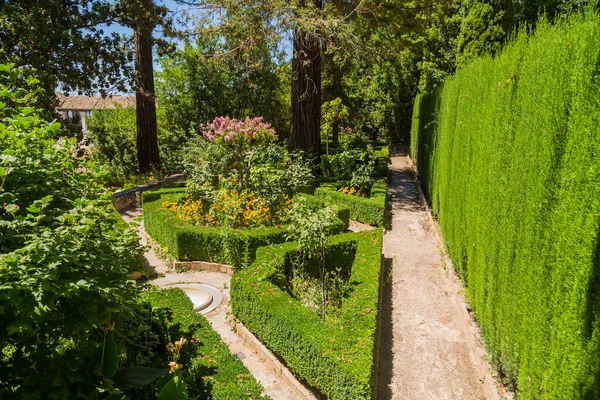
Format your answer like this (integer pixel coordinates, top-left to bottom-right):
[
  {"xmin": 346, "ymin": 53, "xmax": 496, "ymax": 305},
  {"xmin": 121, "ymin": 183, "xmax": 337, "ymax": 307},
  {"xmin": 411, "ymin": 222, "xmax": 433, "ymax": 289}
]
[{"xmin": 56, "ymin": 93, "xmax": 136, "ymax": 110}]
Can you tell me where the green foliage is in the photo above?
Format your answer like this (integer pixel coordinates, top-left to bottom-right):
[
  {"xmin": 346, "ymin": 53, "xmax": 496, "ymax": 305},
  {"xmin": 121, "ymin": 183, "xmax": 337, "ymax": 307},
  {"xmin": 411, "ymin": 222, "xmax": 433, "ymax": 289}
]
[
  {"xmin": 87, "ymin": 106, "xmax": 138, "ymax": 183},
  {"xmin": 456, "ymin": 0, "xmax": 511, "ymax": 64},
  {"xmin": 0, "ymin": 1, "xmax": 132, "ymax": 111},
  {"xmin": 231, "ymin": 230, "xmax": 383, "ymax": 400},
  {"xmin": 156, "ymin": 30, "xmax": 288, "ymax": 138},
  {"xmin": 411, "ymin": 15, "xmax": 600, "ymax": 399},
  {"xmin": 314, "ymin": 179, "xmax": 387, "ymax": 227},
  {"xmin": 0, "ymin": 0, "xmax": 174, "ymax": 115},
  {"xmin": 86, "ymin": 107, "xmax": 189, "ymax": 186},
  {"xmin": 456, "ymin": 0, "xmax": 593, "ymax": 65},
  {"xmin": 286, "ymin": 199, "xmax": 338, "ymax": 319},
  {"xmin": 143, "ymin": 288, "xmax": 266, "ymax": 399},
  {"xmin": 0, "ymin": 66, "xmax": 143, "ymax": 397},
  {"xmin": 142, "ymin": 188, "xmax": 349, "ymax": 268},
  {"xmin": 182, "ymin": 133, "xmax": 313, "ymax": 229}
]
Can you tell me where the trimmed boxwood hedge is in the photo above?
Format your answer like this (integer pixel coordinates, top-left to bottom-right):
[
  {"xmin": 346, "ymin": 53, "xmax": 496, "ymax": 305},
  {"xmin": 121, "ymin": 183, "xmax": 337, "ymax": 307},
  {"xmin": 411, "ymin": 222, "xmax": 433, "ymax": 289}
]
[
  {"xmin": 231, "ymin": 230, "xmax": 383, "ymax": 400},
  {"xmin": 411, "ymin": 15, "xmax": 600, "ymax": 400},
  {"xmin": 142, "ymin": 188, "xmax": 350, "ymax": 268},
  {"xmin": 143, "ymin": 287, "xmax": 266, "ymax": 399},
  {"xmin": 314, "ymin": 178, "xmax": 387, "ymax": 227}
]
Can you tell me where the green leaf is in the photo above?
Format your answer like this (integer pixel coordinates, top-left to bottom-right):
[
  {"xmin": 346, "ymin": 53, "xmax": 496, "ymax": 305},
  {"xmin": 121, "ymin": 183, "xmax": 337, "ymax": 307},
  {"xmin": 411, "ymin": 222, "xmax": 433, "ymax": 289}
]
[
  {"xmin": 158, "ymin": 375, "xmax": 188, "ymax": 400},
  {"xmin": 113, "ymin": 366, "xmax": 167, "ymax": 390},
  {"xmin": 101, "ymin": 334, "xmax": 119, "ymax": 380}
]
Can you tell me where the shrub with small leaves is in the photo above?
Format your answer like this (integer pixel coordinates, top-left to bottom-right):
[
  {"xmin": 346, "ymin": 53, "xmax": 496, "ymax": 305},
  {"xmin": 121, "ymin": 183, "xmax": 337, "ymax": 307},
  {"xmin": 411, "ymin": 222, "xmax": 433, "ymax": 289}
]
[{"xmin": 0, "ymin": 65, "xmax": 143, "ymax": 398}]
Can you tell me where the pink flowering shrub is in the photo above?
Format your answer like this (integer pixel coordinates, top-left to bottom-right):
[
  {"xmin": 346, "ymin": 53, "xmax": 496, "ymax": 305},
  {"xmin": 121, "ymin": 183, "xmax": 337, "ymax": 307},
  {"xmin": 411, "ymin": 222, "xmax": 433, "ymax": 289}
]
[{"xmin": 202, "ymin": 116, "xmax": 277, "ymax": 191}]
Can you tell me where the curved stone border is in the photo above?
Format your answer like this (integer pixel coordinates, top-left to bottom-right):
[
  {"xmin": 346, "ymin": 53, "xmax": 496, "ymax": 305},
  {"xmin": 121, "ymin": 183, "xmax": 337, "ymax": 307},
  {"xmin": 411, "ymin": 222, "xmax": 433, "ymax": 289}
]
[
  {"xmin": 113, "ymin": 173, "xmax": 186, "ymax": 211},
  {"xmin": 165, "ymin": 283, "xmax": 224, "ymax": 315}
]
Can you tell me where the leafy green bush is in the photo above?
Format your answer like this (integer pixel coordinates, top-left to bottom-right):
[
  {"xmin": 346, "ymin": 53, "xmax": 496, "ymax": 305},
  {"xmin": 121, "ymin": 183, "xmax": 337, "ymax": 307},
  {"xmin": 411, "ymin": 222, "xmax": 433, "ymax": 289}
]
[
  {"xmin": 86, "ymin": 107, "xmax": 189, "ymax": 186},
  {"xmin": 142, "ymin": 188, "xmax": 349, "ymax": 268},
  {"xmin": 0, "ymin": 66, "xmax": 143, "ymax": 397},
  {"xmin": 231, "ymin": 230, "xmax": 383, "ymax": 400},
  {"xmin": 86, "ymin": 105, "xmax": 138, "ymax": 183},
  {"xmin": 180, "ymin": 120, "xmax": 312, "ymax": 229},
  {"xmin": 142, "ymin": 287, "xmax": 266, "ymax": 399},
  {"xmin": 314, "ymin": 179, "xmax": 387, "ymax": 227},
  {"xmin": 411, "ymin": 15, "xmax": 600, "ymax": 399}
]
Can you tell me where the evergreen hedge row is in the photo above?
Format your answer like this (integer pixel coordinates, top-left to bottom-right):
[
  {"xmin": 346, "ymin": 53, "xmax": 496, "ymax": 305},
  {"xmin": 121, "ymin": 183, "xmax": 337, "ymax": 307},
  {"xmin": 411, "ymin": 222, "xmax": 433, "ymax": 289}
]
[
  {"xmin": 314, "ymin": 178, "xmax": 387, "ymax": 227},
  {"xmin": 231, "ymin": 230, "xmax": 383, "ymax": 400},
  {"xmin": 142, "ymin": 188, "xmax": 349, "ymax": 268},
  {"xmin": 143, "ymin": 288, "xmax": 266, "ymax": 399},
  {"xmin": 410, "ymin": 15, "xmax": 600, "ymax": 399}
]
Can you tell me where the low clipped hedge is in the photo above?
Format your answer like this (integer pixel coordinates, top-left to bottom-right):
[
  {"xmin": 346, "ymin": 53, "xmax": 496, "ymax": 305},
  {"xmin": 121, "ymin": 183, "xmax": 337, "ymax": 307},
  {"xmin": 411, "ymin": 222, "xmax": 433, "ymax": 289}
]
[
  {"xmin": 143, "ymin": 287, "xmax": 266, "ymax": 399},
  {"xmin": 231, "ymin": 230, "xmax": 383, "ymax": 400},
  {"xmin": 142, "ymin": 188, "xmax": 350, "ymax": 268},
  {"xmin": 314, "ymin": 178, "xmax": 387, "ymax": 227}
]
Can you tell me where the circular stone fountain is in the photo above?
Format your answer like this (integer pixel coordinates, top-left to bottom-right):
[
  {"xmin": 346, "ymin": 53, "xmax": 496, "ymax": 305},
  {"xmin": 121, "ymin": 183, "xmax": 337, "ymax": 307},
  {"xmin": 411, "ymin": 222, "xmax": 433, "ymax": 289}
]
[{"xmin": 168, "ymin": 284, "xmax": 223, "ymax": 314}]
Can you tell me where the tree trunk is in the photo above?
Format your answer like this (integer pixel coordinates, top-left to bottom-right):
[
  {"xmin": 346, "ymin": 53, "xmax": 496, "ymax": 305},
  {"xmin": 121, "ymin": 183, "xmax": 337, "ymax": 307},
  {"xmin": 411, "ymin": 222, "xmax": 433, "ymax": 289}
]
[
  {"xmin": 289, "ymin": 0, "xmax": 322, "ymax": 162},
  {"xmin": 332, "ymin": 121, "xmax": 339, "ymax": 148},
  {"xmin": 134, "ymin": 6, "xmax": 160, "ymax": 175}
]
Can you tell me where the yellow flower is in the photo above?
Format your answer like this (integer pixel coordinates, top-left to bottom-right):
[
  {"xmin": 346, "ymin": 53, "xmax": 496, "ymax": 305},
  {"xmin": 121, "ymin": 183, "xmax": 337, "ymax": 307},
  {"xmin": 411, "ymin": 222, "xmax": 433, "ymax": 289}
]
[{"xmin": 168, "ymin": 361, "xmax": 182, "ymax": 373}]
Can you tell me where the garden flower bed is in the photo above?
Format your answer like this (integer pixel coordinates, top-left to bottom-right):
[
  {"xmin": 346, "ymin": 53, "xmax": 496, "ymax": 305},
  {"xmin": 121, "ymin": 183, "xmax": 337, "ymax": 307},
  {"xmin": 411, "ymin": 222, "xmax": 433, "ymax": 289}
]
[
  {"xmin": 231, "ymin": 230, "xmax": 383, "ymax": 399},
  {"xmin": 142, "ymin": 187, "xmax": 350, "ymax": 268}
]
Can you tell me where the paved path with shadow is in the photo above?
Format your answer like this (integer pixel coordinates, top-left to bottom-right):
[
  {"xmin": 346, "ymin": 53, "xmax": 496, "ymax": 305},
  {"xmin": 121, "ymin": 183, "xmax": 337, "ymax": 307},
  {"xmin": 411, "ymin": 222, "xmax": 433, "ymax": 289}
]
[{"xmin": 377, "ymin": 148, "xmax": 507, "ymax": 400}]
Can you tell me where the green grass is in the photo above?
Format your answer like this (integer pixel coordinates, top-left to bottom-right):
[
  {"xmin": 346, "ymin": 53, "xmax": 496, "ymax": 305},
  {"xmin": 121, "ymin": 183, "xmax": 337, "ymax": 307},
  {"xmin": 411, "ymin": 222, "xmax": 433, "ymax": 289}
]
[
  {"xmin": 231, "ymin": 230, "xmax": 383, "ymax": 400},
  {"xmin": 411, "ymin": 14, "xmax": 600, "ymax": 399}
]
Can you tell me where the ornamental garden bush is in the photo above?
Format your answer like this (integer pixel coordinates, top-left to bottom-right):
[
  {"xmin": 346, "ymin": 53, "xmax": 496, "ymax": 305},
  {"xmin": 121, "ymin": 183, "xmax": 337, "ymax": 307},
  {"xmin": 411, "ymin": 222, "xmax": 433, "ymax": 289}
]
[
  {"xmin": 317, "ymin": 139, "xmax": 388, "ymax": 227},
  {"xmin": 0, "ymin": 65, "xmax": 145, "ymax": 397},
  {"xmin": 142, "ymin": 187, "xmax": 349, "ymax": 268},
  {"xmin": 231, "ymin": 230, "xmax": 383, "ymax": 399}
]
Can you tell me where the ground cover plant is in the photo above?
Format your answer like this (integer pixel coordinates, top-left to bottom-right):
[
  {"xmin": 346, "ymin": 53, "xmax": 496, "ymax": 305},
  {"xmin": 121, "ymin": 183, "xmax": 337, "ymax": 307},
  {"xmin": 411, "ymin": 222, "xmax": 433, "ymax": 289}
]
[
  {"xmin": 231, "ymin": 229, "xmax": 383, "ymax": 400},
  {"xmin": 411, "ymin": 14, "xmax": 600, "ymax": 399}
]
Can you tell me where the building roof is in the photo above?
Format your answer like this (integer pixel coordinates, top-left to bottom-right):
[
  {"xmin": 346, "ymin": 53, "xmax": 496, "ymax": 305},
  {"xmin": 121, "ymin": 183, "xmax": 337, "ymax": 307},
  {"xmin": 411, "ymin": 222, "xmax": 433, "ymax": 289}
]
[{"xmin": 56, "ymin": 93, "xmax": 136, "ymax": 111}]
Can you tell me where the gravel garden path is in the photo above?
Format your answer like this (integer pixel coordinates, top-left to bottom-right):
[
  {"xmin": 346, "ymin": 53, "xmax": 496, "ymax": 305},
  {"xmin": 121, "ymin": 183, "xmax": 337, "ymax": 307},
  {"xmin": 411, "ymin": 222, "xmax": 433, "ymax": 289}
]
[
  {"xmin": 377, "ymin": 148, "xmax": 509, "ymax": 400},
  {"xmin": 119, "ymin": 209, "xmax": 317, "ymax": 400}
]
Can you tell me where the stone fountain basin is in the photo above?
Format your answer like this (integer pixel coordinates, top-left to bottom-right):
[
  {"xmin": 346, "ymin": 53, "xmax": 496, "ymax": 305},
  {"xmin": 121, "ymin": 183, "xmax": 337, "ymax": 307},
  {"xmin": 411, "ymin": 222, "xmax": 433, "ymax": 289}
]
[{"xmin": 168, "ymin": 283, "xmax": 223, "ymax": 315}]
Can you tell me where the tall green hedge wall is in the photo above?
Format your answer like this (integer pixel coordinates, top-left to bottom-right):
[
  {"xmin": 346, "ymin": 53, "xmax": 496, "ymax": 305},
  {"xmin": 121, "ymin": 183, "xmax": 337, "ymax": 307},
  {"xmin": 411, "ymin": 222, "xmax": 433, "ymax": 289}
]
[{"xmin": 410, "ymin": 15, "xmax": 600, "ymax": 400}]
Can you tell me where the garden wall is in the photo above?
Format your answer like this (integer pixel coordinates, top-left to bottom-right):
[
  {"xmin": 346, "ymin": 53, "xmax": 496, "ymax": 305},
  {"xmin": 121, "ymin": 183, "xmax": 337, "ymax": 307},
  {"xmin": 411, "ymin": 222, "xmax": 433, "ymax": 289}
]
[{"xmin": 410, "ymin": 15, "xmax": 600, "ymax": 399}]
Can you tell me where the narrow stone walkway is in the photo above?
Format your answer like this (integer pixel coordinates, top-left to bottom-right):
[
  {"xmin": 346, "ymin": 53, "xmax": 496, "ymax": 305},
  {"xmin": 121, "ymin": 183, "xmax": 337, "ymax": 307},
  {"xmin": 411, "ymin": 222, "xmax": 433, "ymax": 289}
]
[
  {"xmin": 377, "ymin": 148, "xmax": 508, "ymax": 400},
  {"xmin": 119, "ymin": 208, "xmax": 316, "ymax": 400}
]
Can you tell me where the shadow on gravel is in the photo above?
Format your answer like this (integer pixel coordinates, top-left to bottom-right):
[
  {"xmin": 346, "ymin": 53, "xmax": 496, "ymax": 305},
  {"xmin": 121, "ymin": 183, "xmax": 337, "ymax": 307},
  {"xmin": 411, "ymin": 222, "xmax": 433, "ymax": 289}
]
[
  {"xmin": 375, "ymin": 256, "xmax": 394, "ymax": 399},
  {"xmin": 386, "ymin": 147, "xmax": 425, "ymax": 217}
]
